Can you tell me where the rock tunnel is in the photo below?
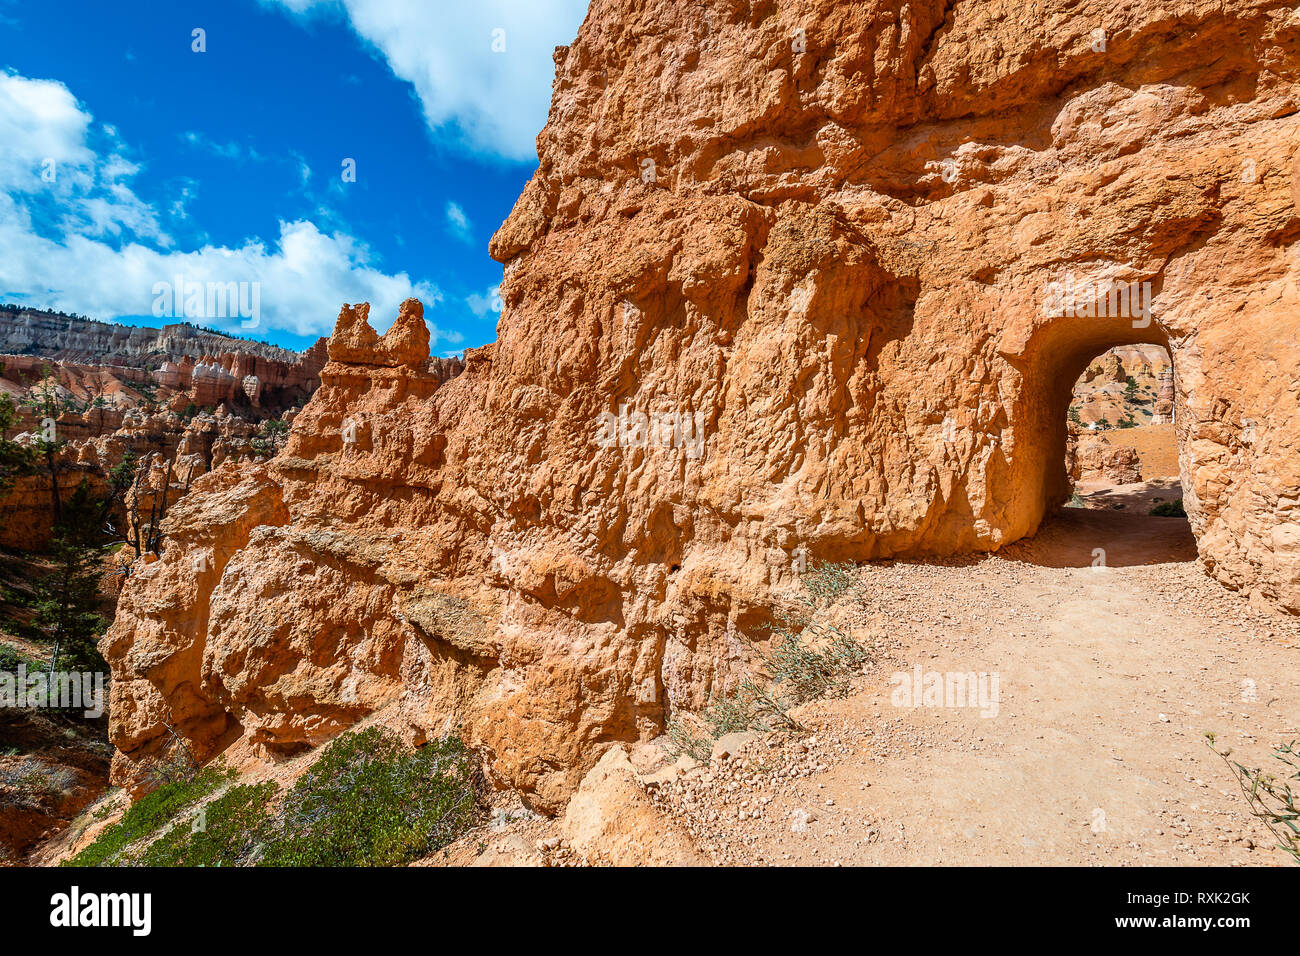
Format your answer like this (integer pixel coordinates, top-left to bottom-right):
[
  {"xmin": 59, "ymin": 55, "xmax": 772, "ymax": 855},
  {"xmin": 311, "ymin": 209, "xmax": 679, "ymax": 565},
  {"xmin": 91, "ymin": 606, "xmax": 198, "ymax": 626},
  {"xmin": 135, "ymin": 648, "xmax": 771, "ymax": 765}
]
[{"xmin": 1017, "ymin": 307, "xmax": 1178, "ymax": 530}]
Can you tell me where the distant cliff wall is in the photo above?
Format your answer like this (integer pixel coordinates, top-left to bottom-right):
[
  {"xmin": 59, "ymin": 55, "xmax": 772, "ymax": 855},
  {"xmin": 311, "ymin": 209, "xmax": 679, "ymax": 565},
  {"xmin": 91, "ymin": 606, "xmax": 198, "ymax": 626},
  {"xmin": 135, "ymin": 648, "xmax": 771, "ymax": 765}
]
[{"xmin": 0, "ymin": 307, "xmax": 303, "ymax": 366}]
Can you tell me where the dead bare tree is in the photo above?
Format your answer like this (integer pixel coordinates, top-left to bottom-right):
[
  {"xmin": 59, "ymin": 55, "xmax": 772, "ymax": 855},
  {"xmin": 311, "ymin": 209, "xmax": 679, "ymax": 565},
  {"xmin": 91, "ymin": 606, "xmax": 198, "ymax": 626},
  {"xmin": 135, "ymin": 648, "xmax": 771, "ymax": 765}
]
[{"xmin": 122, "ymin": 451, "xmax": 197, "ymax": 557}]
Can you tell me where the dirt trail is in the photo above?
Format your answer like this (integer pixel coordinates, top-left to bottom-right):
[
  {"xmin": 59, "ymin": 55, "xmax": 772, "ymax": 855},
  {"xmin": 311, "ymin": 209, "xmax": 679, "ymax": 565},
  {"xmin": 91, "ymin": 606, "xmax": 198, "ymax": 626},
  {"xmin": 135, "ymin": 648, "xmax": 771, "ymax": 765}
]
[
  {"xmin": 1073, "ymin": 478, "xmax": 1185, "ymax": 519},
  {"xmin": 654, "ymin": 507, "xmax": 1300, "ymax": 866}
]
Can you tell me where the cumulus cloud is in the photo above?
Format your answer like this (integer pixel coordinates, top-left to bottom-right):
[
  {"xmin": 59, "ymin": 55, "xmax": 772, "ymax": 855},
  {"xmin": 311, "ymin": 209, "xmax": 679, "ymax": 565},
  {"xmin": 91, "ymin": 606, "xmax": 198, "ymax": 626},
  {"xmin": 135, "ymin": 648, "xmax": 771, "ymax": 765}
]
[
  {"xmin": 0, "ymin": 71, "xmax": 164, "ymax": 242},
  {"xmin": 0, "ymin": 215, "xmax": 447, "ymax": 339},
  {"xmin": 264, "ymin": 0, "xmax": 589, "ymax": 161},
  {"xmin": 0, "ymin": 72, "xmax": 95, "ymax": 185},
  {"xmin": 0, "ymin": 70, "xmax": 450, "ymax": 343}
]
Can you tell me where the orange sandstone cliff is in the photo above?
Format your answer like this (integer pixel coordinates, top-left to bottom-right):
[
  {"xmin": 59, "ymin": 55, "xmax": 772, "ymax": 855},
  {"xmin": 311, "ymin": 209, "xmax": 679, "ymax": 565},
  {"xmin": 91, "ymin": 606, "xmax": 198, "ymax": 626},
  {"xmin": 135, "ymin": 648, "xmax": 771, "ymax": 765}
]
[{"xmin": 104, "ymin": 0, "xmax": 1300, "ymax": 810}]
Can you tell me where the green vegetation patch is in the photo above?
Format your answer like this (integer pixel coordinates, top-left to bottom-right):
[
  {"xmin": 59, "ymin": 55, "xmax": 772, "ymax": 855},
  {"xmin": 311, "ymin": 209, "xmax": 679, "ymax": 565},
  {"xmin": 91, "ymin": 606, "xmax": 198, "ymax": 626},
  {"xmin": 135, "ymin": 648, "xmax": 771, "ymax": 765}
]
[
  {"xmin": 1150, "ymin": 498, "xmax": 1186, "ymax": 517},
  {"xmin": 66, "ymin": 729, "xmax": 483, "ymax": 867},
  {"xmin": 140, "ymin": 781, "xmax": 277, "ymax": 867},
  {"xmin": 1207, "ymin": 735, "xmax": 1299, "ymax": 866},
  {"xmin": 799, "ymin": 560, "xmax": 859, "ymax": 608},
  {"xmin": 259, "ymin": 728, "xmax": 483, "ymax": 867},
  {"xmin": 767, "ymin": 622, "xmax": 873, "ymax": 705},
  {"xmin": 667, "ymin": 557, "xmax": 878, "ymax": 760},
  {"xmin": 65, "ymin": 767, "xmax": 228, "ymax": 867},
  {"xmin": 667, "ymin": 614, "xmax": 874, "ymax": 762},
  {"xmin": 0, "ymin": 642, "xmax": 43, "ymax": 671}
]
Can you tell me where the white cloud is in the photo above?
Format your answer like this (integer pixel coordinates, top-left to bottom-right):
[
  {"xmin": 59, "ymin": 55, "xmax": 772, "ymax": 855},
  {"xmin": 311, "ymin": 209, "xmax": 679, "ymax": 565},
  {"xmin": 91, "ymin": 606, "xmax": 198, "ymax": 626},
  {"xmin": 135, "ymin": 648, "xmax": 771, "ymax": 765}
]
[
  {"xmin": 0, "ymin": 70, "xmax": 451, "ymax": 344},
  {"xmin": 465, "ymin": 283, "xmax": 501, "ymax": 317},
  {"xmin": 264, "ymin": 0, "xmax": 589, "ymax": 161},
  {"xmin": 0, "ymin": 215, "xmax": 447, "ymax": 340},
  {"xmin": 0, "ymin": 71, "xmax": 164, "ymax": 242},
  {"xmin": 444, "ymin": 200, "xmax": 472, "ymax": 243},
  {"xmin": 0, "ymin": 72, "xmax": 94, "ymax": 185}
]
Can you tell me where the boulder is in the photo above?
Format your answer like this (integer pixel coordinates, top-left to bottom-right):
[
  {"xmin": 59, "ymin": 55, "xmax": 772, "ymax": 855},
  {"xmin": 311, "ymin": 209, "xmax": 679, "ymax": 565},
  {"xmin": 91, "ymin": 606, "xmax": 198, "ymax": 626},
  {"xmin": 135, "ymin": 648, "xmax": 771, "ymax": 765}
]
[{"xmin": 560, "ymin": 746, "xmax": 706, "ymax": 866}]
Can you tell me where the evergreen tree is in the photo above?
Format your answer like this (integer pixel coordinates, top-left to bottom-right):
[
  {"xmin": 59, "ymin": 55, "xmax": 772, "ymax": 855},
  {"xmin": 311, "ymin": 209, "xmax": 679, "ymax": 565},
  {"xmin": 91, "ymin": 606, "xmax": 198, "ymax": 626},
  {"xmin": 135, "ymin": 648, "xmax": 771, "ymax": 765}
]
[
  {"xmin": 0, "ymin": 393, "xmax": 36, "ymax": 531},
  {"xmin": 35, "ymin": 481, "xmax": 109, "ymax": 673},
  {"xmin": 19, "ymin": 364, "xmax": 79, "ymax": 525}
]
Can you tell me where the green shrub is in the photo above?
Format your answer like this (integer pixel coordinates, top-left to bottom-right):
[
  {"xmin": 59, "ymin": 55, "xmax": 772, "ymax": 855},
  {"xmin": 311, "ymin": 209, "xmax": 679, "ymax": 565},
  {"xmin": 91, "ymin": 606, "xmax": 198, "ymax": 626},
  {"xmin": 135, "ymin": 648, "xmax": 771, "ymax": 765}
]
[
  {"xmin": 0, "ymin": 643, "xmax": 43, "ymax": 671},
  {"xmin": 139, "ymin": 781, "xmax": 277, "ymax": 867},
  {"xmin": 665, "ymin": 715, "xmax": 712, "ymax": 763},
  {"xmin": 258, "ymin": 728, "xmax": 482, "ymax": 867},
  {"xmin": 666, "ymin": 679, "xmax": 799, "ymax": 761},
  {"xmin": 1150, "ymin": 498, "xmax": 1186, "ymax": 517},
  {"xmin": 66, "ymin": 729, "xmax": 484, "ymax": 868},
  {"xmin": 65, "ymin": 767, "xmax": 227, "ymax": 867}
]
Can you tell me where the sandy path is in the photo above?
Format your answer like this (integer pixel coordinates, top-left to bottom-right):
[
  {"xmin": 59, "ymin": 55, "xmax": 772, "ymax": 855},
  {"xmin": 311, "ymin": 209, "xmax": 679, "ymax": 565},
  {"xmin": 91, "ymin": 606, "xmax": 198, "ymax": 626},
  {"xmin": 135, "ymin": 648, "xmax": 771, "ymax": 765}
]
[{"xmin": 658, "ymin": 508, "xmax": 1300, "ymax": 866}]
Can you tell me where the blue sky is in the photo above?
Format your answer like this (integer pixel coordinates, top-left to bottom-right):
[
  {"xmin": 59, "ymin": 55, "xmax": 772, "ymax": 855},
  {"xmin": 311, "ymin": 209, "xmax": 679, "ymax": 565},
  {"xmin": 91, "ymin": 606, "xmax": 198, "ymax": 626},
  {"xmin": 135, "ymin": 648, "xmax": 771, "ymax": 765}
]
[{"xmin": 0, "ymin": 0, "xmax": 589, "ymax": 353}]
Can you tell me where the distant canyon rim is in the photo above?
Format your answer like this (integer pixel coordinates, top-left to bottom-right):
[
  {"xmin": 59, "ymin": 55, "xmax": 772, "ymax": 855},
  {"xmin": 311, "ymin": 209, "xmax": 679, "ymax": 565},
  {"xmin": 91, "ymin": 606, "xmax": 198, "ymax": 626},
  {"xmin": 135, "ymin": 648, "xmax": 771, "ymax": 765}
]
[{"xmin": 102, "ymin": 0, "xmax": 1300, "ymax": 811}]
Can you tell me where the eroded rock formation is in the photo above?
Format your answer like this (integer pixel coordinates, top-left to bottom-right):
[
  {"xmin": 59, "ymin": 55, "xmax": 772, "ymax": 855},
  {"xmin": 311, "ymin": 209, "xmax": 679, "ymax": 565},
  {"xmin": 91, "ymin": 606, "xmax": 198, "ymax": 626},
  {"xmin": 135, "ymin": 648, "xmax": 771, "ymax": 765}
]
[
  {"xmin": 105, "ymin": 0, "xmax": 1300, "ymax": 810},
  {"xmin": 1067, "ymin": 429, "xmax": 1144, "ymax": 485},
  {"xmin": 0, "ymin": 328, "xmax": 325, "ymax": 550},
  {"xmin": 1072, "ymin": 344, "xmax": 1171, "ymax": 428},
  {"xmin": 152, "ymin": 347, "xmax": 325, "ymax": 409}
]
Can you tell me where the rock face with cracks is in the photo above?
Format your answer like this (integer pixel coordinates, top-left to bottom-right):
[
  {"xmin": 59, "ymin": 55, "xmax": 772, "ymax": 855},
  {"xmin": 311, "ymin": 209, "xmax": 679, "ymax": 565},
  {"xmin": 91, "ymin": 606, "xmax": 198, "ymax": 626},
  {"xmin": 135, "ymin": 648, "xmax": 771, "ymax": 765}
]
[{"xmin": 104, "ymin": 0, "xmax": 1300, "ymax": 810}]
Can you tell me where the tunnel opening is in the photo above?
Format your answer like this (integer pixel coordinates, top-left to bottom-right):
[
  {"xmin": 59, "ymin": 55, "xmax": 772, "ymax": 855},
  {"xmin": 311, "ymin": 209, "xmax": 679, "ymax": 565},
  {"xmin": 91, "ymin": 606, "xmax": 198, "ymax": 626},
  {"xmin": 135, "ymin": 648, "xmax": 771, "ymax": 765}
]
[
  {"xmin": 1063, "ymin": 343, "xmax": 1185, "ymax": 519},
  {"xmin": 1009, "ymin": 311, "xmax": 1198, "ymax": 568}
]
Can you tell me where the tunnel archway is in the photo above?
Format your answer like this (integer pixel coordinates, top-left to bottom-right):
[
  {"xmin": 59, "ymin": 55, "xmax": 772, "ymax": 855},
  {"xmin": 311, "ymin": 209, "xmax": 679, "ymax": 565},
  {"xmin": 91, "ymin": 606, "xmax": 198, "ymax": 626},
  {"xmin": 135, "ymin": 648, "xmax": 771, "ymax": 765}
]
[{"xmin": 1007, "ymin": 307, "xmax": 1186, "ymax": 547}]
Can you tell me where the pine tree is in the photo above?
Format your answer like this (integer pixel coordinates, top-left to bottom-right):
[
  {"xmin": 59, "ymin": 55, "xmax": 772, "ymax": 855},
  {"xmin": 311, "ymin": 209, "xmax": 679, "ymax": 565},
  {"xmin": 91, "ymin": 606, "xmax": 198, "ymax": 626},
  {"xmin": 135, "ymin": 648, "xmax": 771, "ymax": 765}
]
[
  {"xmin": 35, "ymin": 481, "xmax": 109, "ymax": 674},
  {"xmin": 19, "ymin": 364, "xmax": 80, "ymax": 525},
  {"xmin": 0, "ymin": 393, "xmax": 35, "ymax": 532}
]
